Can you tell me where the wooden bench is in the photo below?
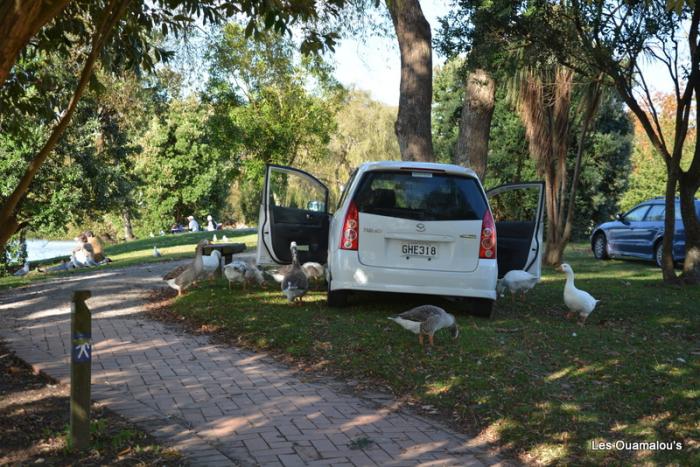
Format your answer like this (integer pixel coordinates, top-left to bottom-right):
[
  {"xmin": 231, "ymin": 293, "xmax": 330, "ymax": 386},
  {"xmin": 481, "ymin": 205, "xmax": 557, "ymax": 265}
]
[{"xmin": 202, "ymin": 243, "xmax": 247, "ymax": 270}]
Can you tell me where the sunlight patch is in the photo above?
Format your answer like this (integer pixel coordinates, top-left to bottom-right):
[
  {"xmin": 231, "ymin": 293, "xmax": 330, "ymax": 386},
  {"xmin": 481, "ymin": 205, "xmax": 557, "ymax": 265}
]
[
  {"xmin": 545, "ymin": 367, "xmax": 572, "ymax": 381},
  {"xmin": 528, "ymin": 442, "xmax": 568, "ymax": 465}
]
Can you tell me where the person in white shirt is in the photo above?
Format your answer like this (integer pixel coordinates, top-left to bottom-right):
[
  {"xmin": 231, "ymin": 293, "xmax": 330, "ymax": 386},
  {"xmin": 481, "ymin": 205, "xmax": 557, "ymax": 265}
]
[
  {"xmin": 206, "ymin": 214, "xmax": 218, "ymax": 231},
  {"xmin": 187, "ymin": 215, "xmax": 200, "ymax": 232}
]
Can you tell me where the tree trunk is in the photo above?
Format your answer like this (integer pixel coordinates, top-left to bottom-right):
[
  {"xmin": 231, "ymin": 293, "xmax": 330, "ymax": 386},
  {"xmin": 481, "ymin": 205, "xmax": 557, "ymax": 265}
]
[
  {"xmin": 0, "ymin": 0, "xmax": 131, "ymax": 252},
  {"xmin": 454, "ymin": 68, "xmax": 495, "ymax": 180},
  {"xmin": 661, "ymin": 161, "xmax": 680, "ymax": 283},
  {"xmin": 518, "ymin": 68, "xmax": 573, "ymax": 266},
  {"xmin": 679, "ymin": 172, "xmax": 700, "ymax": 283},
  {"xmin": 543, "ymin": 166, "xmax": 565, "ymax": 266},
  {"xmin": 386, "ymin": 0, "xmax": 434, "ymax": 162},
  {"xmin": 0, "ymin": 0, "xmax": 71, "ymax": 85},
  {"xmin": 122, "ymin": 210, "xmax": 135, "ymax": 241}
]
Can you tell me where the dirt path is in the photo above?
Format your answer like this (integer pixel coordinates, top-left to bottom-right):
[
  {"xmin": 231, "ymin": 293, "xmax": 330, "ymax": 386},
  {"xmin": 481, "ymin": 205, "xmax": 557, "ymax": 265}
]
[{"xmin": 0, "ymin": 262, "xmax": 511, "ymax": 466}]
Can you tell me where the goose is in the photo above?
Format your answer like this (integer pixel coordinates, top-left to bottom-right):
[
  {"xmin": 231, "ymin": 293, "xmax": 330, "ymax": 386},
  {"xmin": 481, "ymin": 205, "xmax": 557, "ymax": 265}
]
[
  {"xmin": 388, "ymin": 305, "xmax": 459, "ymax": 347},
  {"xmin": 13, "ymin": 262, "xmax": 29, "ymax": 276},
  {"xmin": 222, "ymin": 235, "xmax": 229, "ymax": 242},
  {"xmin": 281, "ymin": 241, "xmax": 308, "ymax": 304},
  {"xmin": 224, "ymin": 260, "xmax": 266, "ymax": 289},
  {"xmin": 163, "ymin": 239, "xmax": 208, "ymax": 295},
  {"xmin": 159, "ymin": 230, "xmax": 166, "ymax": 236},
  {"xmin": 149, "ymin": 232, "xmax": 155, "ymax": 238},
  {"xmin": 496, "ymin": 270, "xmax": 539, "ymax": 301},
  {"xmin": 202, "ymin": 249, "xmax": 222, "ymax": 275},
  {"xmin": 152, "ymin": 245, "xmax": 162, "ymax": 257},
  {"xmin": 212, "ymin": 234, "xmax": 218, "ymax": 242},
  {"xmin": 269, "ymin": 266, "xmax": 288, "ymax": 283},
  {"xmin": 557, "ymin": 263, "xmax": 600, "ymax": 325},
  {"xmin": 301, "ymin": 262, "xmax": 325, "ymax": 281}
]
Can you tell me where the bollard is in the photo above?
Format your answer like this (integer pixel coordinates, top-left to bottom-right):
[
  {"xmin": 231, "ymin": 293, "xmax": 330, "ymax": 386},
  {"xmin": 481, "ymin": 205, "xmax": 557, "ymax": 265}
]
[{"xmin": 70, "ymin": 290, "xmax": 92, "ymax": 451}]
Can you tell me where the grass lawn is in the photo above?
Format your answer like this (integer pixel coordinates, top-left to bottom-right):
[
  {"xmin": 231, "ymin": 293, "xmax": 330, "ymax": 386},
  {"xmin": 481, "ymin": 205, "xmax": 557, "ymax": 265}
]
[
  {"xmin": 166, "ymin": 243, "xmax": 699, "ymax": 466},
  {"xmin": 0, "ymin": 229, "xmax": 257, "ymax": 290}
]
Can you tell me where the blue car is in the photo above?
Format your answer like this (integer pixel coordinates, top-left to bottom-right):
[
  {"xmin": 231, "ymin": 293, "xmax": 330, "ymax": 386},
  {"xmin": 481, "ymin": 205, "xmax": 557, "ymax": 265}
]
[{"xmin": 590, "ymin": 197, "xmax": 700, "ymax": 267}]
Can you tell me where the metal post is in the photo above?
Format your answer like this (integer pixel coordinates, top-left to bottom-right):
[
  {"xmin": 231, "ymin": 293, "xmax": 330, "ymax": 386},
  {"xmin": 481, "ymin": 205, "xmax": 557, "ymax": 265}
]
[{"xmin": 70, "ymin": 290, "xmax": 92, "ymax": 451}]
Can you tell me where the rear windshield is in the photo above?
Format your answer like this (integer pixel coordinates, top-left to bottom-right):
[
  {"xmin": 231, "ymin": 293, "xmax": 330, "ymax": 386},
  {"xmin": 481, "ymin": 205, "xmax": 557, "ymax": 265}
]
[{"xmin": 352, "ymin": 171, "xmax": 487, "ymax": 221}]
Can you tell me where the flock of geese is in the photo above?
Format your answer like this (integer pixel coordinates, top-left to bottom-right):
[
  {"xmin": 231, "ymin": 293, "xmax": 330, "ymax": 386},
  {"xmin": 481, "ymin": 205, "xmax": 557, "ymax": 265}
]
[
  {"xmin": 161, "ymin": 240, "xmax": 324, "ymax": 304},
  {"xmin": 161, "ymin": 238, "xmax": 600, "ymax": 349}
]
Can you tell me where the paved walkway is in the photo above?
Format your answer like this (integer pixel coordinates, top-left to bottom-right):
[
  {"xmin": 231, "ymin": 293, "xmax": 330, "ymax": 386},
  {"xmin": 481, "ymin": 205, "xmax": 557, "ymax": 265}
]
[{"xmin": 0, "ymin": 262, "xmax": 511, "ymax": 466}]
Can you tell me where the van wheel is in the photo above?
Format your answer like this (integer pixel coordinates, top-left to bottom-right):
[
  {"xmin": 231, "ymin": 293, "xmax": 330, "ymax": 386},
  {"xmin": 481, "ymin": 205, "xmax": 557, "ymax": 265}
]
[
  {"xmin": 327, "ymin": 288, "xmax": 349, "ymax": 307},
  {"xmin": 592, "ymin": 233, "xmax": 609, "ymax": 260},
  {"xmin": 467, "ymin": 298, "xmax": 494, "ymax": 318}
]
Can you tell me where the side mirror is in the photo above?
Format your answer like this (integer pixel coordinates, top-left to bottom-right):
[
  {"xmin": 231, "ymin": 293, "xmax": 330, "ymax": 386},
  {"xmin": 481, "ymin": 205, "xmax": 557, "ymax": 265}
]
[{"xmin": 615, "ymin": 213, "xmax": 624, "ymax": 221}]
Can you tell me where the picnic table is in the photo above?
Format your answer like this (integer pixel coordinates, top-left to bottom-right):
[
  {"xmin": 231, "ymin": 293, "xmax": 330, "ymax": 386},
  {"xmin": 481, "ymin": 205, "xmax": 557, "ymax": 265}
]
[{"xmin": 202, "ymin": 243, "xmax": 247, "ymax": 272}]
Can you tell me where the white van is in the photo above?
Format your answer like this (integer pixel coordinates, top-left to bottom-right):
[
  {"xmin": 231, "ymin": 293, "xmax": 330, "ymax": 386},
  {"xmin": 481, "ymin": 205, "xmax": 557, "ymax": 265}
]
[{"xmin": 257, "ymin": 161, "xmax": 544, "ymax": 316}]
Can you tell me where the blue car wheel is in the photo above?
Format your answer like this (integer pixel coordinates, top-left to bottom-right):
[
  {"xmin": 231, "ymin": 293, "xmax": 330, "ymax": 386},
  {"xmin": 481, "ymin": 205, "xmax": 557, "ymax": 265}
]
[
  {"xmin": 593, "ymin": 233, "xmax": 609, "ymax": 260},
  {"xmin": 655, "ymin": 242, "xmax": 664, "ymax": 268}
]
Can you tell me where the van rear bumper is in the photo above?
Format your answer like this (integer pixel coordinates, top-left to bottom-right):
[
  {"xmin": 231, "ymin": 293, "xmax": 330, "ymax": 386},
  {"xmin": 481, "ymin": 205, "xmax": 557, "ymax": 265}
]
[{"xmin": 329, "ymin": 252, "xmax": 497, "ymax": 300}]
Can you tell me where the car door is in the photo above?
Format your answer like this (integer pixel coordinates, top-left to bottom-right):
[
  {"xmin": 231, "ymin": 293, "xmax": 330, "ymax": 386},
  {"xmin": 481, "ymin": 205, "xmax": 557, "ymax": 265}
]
[
  {"xmin": 610, "ymin": 205, "xmax": 650, "ymax": 257},
  {"xmin": 486, "ymin": 182, "xmax": 545, "ymax": 279},
  {"xmin": 634, "ymin": 204, "xmax": 665, "ymax": 259},
  {"xmin": 256, "ymin": 164, "xmax": 330, "ymax": 266}
]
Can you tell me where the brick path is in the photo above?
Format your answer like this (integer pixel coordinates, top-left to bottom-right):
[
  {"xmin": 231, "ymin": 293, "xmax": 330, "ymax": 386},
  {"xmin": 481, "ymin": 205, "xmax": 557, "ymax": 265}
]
[{"xmin": 0, "ymin": 262, "xmax": 512, "ymax": 466}]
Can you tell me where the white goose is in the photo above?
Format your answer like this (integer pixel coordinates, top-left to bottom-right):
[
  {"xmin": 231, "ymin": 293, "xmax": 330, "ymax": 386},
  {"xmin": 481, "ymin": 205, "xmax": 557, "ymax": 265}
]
[
  {"xmin": 223, "ymin": 260, "xmax": 266, "ymax": 289},
  {"xmin": 13, "ymin": 262, "xmax": 29, "ymax": 276},
  {"xmin": 152, "ymin": 245, "xmax": 162, "ymax": 257},
  {"xmin": 202, "ymin": 249, "xmax": 222, "ymax": 276},
  {"xmin": 558, "ymin": 263, "xmax": 600, "ymax": 325},
  {"xmin": 388, "ymin": 305, "xmax": 459, "ymax": 347},
  {"xmin": 301, "ymin": 262, "xmax": 325, "ymax": 281},
  {"xmin": 496, "ymin": 270, "xmax": 539, "ymax": 301}
]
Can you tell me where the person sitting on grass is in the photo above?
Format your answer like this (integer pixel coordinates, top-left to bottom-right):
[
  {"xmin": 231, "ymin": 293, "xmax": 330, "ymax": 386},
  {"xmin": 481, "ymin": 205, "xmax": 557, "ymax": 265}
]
[
  {"xmin": 206, "ymin": 214, "xmax": 218, "ymax": 231},
  {"xmin": 71, "ymin": 234, "xmax": 98, "ymax": 268},
  {"xmin": 187, "ymin": 215, "xmax": 200, "ymax": 232},
  {"xmin": 84, "ymin": 230, "xmax": 105, "ymax": 262}
]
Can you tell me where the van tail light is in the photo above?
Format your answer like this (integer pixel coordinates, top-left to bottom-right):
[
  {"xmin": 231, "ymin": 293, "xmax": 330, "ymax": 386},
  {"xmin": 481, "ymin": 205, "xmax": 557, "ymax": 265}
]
[
  {"xmin": 479, "ymin": 210, "xmax": 496, "ymax": 259},
  {"xmin": 340, "ymin": 201, "xmax": 359, "ymax": 250}
]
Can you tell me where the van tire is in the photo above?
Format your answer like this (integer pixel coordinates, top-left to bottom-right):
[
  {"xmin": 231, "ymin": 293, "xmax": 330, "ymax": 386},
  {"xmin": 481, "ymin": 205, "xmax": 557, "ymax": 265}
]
[
  {"xmin": 327, "ymin": 288, "xmax": 349, "ymax": 307},
  {"xmin": 467, "ymin": 298, "xmax": 494, "ymax": 318}
]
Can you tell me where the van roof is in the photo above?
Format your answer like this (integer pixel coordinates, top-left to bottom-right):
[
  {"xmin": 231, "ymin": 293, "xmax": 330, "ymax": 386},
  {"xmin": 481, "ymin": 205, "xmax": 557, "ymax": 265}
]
[{"xmin": 358, "ymin": 160, "xmax": 479, "ymax": 179}]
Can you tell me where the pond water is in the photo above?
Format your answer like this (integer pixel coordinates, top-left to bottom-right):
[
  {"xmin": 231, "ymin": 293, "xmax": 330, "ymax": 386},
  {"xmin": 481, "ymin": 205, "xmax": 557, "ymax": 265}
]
[{"xmin": 26, "ymin": 239, "xmax": 75, "ymax": 262}]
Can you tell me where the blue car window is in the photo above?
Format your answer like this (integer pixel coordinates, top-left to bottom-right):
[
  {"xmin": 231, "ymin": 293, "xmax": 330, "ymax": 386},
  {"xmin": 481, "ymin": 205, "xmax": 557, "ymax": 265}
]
[
  {"xmin": 624, "ymin": 205, "xmax": 650, "ymax": 222},
  {"xmin": 645, "ymin": 205, "xmax": 665, "ymax": 221}
]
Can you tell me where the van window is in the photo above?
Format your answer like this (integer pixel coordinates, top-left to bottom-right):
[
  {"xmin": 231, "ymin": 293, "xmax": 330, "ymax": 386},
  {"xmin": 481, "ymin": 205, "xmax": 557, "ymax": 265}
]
[
  {"xmin": 353, "ymin": 171, "xmax": 487, "ymax": 221},
  {"xmin": 337, "ymin": 168, "xmax": 358, "ymax": 210}
]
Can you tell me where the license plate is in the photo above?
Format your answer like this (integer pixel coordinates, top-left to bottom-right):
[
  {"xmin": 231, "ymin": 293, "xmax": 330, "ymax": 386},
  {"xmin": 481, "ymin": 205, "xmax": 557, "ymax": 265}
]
[{"xmin": 401, "ymin": 243, "xmax": 438, "ymax": 257}]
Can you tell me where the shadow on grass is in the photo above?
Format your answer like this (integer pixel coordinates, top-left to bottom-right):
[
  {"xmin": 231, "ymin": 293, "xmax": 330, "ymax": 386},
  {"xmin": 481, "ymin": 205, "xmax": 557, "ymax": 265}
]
[{"xmin": 169, "ymin": 248, "xmax": 699, "ymax": 465}]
